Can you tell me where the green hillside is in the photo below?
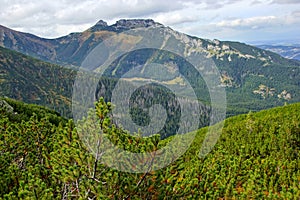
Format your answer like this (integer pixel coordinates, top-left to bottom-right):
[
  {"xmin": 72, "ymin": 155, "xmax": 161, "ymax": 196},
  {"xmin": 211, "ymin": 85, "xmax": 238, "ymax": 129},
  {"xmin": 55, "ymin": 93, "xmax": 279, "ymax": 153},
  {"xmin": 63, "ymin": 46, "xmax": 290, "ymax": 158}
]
[
  {"xmin": 0, "ymin": 46, "xmax": 75, "ymax": 117},
  {"xmin": 1, "ymin": 98, "xmax": 299, "ymax": 199},
  {"xmin": 1, "ymin": 43, "xmax": 300, "ymax": 139},
  {"xmin": 1, "ymin": 20, "xmax": 300, "ymax": 120}
]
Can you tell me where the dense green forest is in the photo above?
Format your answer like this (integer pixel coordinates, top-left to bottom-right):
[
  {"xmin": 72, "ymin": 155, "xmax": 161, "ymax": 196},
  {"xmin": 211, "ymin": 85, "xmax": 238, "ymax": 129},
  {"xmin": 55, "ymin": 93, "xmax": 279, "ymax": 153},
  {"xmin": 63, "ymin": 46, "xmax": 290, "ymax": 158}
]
[
  {"xmin": 0, "ymin": 46, "xmax": 75, "ymax": 117},
  {"xmin": 0, "ymin": 98, "xmax": 299, "ymax": 199}
]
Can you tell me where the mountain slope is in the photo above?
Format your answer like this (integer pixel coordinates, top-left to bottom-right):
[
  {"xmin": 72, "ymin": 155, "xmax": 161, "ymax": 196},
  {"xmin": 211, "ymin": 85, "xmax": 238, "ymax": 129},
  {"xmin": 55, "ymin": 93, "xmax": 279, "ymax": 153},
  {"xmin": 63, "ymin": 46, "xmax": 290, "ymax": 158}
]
[
  {"xmin": 0, "ymin": 25, "xmax": 56, "ymax": 62},
  {"xmin": 0, "ymin": 46, "xmax": 75, "ymax": 116},
  {"xmin": 0, "ymin": 19, "xmax": 160, "ymax": 66},
  {"xmin": 1, "ymin": 98, "xmax": 299, "ymax": 199}
]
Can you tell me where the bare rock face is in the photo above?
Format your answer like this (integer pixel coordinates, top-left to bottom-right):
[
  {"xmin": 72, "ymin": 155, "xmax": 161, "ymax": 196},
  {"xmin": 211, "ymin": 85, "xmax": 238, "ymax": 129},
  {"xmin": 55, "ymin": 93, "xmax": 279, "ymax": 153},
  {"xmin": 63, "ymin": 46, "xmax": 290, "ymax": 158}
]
[
  {"xmin": 113, "ymin": 19, "xmax": 162, "ymax": 29},
  {"xmin": 89, "ymin": 20, "xmax": 109, "ymax": 32},
  {"xmin": 95, "ymin": 20, "xmax": 108, "ymax": 27}
]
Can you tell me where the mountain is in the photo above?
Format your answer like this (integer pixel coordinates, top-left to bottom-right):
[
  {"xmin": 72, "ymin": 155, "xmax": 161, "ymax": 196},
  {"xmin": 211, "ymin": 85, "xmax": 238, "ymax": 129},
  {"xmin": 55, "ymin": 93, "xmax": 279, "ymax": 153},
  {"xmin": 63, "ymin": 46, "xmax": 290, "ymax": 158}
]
[
  {"xmin": 257, "ymin": 44, "xmax": 300, "ymax": 61},
  {"xmin": 0, "ymin": 46, "xmax": 75, "ymax": 116},
  {"xmin": 0, "ymin": 25, "xmax": 56, "ymax": 63},
  {"xmin": 0, "ymin": 19, "xmax": 161, "ymax": 66},
  {"xmin": 1, "ymin": 98, "xmax": 299, "ymax": 198},
  {"xmin": 0, "ymin": 46, "xmax": 212, "ymax": 139},
  {"xmin": 1, "ymin": 19, "xmax": 300, "ymax": 118}
]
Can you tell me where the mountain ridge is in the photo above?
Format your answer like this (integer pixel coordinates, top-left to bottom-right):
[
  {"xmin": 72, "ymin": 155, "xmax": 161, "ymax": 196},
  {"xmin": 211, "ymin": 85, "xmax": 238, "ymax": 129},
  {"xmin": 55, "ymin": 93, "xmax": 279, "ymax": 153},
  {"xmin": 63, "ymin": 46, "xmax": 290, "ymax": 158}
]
[
  {"xmin": 0, "ymin": 19, "xmax": 300, "ymax": 119},
  {"xmin": 0, "ymin": 19, "xmax": 164, "ymax": 66},
  {"xmin": 1, "ymin": 19, "xmax": 299, "ymax": 66}
]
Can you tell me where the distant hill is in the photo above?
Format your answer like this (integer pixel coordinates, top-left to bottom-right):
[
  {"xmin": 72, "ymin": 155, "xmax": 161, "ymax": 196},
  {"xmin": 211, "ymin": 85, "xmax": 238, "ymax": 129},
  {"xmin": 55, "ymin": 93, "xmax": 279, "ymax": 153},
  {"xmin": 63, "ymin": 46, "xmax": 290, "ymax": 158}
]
[{"xmin": 257, "ymin": 44, "xmax": 300, "ymax": 61}]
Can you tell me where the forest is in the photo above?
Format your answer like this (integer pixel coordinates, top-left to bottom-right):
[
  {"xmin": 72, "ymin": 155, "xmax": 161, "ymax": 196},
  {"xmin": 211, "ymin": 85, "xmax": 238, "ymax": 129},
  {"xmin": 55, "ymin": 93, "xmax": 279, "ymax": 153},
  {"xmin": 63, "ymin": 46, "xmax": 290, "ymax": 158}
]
[{"xmin": 0, "ymin": 97, "xmax": 299, "ymax": 199}]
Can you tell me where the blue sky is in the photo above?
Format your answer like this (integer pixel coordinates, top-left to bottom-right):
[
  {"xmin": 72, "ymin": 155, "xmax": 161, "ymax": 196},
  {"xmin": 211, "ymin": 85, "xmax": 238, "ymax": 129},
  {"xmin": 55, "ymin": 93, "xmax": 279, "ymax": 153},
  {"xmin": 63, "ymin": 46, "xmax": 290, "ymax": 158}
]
[{"xmin": 0, "ymin": 0, "xmax": 300, "ymax": 44}]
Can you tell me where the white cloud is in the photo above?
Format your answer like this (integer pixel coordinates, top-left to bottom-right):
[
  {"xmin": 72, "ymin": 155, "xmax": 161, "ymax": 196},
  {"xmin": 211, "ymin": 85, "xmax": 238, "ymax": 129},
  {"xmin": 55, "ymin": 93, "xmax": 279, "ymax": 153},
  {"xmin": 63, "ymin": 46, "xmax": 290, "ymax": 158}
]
[
  {"xmin": 214, "ymin": 10, "xmax": 300, "ymax": 30},
  {"xmin": 53, "ymin": 0, "xmax": 185, "ymax": 22},
  {"xmin": 271, "ymin": 0, "xmax": 300, "ymax": 4},
  {"xmin": 179, "ymin": 0, "xmax": 241, "ymax": 9},
  {"xmin": 215, "ymin": 16, "xmax": 278, "ymax": 29},
  {"xmin": 0, "ymin": 0, "xmax": 190, "ymax": 37},
  {"xmin": 0, "ymin": 0, "xmax": 299, "ymax": 42},
  {"xmin": 153, "ymin": 13, "xmax": 198, "ymax": 25},
  {"xmin": 203, "ymin": 0, "xmax": 241, "ymax": 9},
  {"xmin": 291, "ymin": 10, "xmax": 300, "ymax": 17}
]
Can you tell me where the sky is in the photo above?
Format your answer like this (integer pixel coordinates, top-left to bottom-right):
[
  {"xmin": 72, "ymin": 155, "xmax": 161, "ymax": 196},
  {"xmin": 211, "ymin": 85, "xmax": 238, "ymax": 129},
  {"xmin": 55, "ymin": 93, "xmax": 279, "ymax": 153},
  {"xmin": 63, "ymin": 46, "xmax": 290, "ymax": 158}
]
[{"xmin": 0, "ymin": 0, "xmax": 300, "ymax": 44}]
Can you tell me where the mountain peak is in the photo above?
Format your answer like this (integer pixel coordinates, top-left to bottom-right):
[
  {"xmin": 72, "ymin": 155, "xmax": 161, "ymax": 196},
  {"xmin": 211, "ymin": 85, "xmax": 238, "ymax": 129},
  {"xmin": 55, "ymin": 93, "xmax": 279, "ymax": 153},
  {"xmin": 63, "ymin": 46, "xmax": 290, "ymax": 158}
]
[
  {"xmin": 95, "ymin": 20, "xmax": 108, "ymax": 27},
  {"xmin": 113, "ymin": 19, "xmax": 162, "ymax": 29},
  {"xmin": 88, "ymin": 19, "xmax": 161, "ymax": 32},
  {"xmin": 88, "ymin": 20, "xmax": 108, "ymax": 32}
]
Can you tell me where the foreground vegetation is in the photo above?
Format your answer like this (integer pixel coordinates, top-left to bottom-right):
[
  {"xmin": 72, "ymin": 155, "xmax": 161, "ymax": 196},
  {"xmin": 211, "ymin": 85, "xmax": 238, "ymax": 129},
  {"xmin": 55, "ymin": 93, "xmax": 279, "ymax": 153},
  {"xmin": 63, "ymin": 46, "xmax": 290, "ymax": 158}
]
[{"xmin": 0, "ymin": 98, "xmax": 299, "ymax": 199}]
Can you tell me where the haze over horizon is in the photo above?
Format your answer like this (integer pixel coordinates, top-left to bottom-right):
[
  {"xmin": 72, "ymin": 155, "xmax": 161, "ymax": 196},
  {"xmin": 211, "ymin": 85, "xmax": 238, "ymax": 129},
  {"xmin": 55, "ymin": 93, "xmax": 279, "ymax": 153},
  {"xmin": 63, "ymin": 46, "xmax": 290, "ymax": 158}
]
[{"xmin": 1, "ymin": 0, "xmax": 300, "ymax": 44}]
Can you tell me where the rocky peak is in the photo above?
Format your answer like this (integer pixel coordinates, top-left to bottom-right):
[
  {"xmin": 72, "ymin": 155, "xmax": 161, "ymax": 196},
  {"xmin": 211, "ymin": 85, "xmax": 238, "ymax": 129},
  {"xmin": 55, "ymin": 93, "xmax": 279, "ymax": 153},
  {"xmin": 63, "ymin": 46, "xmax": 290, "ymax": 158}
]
[
  {"xmin": 89, "ymin": 20, "xmax": 108, "ymax": 32},
  {"xmin": 113, "ymin": 19, "xmax": 162, "ymax": 29},
  {"xmin": 95, "ymin": 20, "xmax": 108, "ymax": 27},
  {"xmin": 88, "ymin": 19, "xmax": 162, "ymax": 32}
]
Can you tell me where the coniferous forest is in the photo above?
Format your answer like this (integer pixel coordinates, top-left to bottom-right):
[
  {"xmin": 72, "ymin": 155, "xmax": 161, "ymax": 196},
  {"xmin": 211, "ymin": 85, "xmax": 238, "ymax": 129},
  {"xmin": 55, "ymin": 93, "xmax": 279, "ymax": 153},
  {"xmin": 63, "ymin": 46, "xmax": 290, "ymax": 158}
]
[{"xmin": 0, "ymin": 98, "xmax": 299, "ymax": 199}]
